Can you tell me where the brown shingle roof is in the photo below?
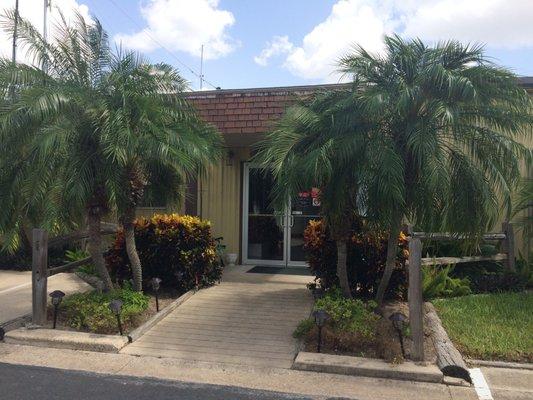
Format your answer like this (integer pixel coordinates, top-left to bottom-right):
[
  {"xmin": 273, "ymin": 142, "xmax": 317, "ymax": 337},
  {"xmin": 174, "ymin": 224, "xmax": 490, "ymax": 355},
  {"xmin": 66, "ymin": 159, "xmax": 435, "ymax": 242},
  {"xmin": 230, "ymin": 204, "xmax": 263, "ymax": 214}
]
[
  {"xmin": 186, "ymin": 78, "xmax": 533, "ymax": 136},
  {"xmin": 185, "ymin": 84, "xmax": 346, "ymax": 135}
]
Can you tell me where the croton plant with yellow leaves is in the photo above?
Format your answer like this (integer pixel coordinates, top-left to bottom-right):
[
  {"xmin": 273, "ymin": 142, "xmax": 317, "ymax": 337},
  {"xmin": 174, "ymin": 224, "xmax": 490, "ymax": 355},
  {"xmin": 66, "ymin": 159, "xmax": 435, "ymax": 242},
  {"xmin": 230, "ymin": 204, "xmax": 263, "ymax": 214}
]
[
  {"xmin": 106, "ymin": 214, "xmax": 223, "ymax": 291},
  {"xmin": 304, "ymin": 218, "xmax": 409, "ymax": 301}
]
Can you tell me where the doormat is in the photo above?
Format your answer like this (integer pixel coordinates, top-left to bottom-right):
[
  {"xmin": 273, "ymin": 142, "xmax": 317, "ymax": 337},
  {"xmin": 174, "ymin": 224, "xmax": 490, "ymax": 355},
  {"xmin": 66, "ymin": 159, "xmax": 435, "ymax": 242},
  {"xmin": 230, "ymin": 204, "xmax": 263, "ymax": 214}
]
[{"xmin": 246, "ymin": 266, "xmax": 311, "ymax": 276}]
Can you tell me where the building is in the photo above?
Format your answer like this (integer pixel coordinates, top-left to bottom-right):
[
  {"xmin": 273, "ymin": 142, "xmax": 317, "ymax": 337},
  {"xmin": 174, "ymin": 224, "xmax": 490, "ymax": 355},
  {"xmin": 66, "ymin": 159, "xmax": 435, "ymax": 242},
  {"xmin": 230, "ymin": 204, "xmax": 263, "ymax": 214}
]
[{"xmin": 143, "ymin": 80, "xmax": 532, "ymax": 266}]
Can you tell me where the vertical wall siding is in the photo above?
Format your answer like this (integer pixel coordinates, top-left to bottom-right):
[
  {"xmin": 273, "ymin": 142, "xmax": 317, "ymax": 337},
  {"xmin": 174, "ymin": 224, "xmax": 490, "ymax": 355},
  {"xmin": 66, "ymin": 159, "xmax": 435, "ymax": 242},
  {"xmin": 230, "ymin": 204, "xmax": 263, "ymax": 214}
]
[{"xmin": 199, "ymin": 147, "xmax": 250, "ymax": 259}]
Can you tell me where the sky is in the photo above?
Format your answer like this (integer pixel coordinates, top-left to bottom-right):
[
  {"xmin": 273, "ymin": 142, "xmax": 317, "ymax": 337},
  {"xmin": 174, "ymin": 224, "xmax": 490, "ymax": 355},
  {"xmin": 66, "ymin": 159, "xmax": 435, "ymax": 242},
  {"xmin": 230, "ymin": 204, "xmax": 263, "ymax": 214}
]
[{"xmin": 1, "ymin": 0, "xmax": 533, "ymax": 91}]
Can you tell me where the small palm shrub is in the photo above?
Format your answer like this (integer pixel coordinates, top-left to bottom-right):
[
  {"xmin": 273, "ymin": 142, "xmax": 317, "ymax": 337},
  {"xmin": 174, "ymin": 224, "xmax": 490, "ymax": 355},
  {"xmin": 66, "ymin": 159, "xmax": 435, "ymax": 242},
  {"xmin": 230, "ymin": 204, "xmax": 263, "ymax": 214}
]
[
  {"xmin": 422, "ymin": 264, "xmax": 471, "ymax": 300},
  {"xmin": 303, "ymin": 219, "xmax": 409, "ymax": 300},
  {"xmin": 106, "ymin": 214, "xmax": 223, "ymax": 291}
]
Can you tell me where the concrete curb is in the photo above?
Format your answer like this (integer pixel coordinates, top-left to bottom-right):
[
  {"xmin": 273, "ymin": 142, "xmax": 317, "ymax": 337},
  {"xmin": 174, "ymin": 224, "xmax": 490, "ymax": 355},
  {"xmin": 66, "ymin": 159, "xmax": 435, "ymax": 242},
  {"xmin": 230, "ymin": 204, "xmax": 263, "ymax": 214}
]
[
  {"xmin": 292, "ymin": 351, "xmax": 443, "ymax": 383},
  {"xmin": 467, "ymin": 358, "xmax": 533, "ymax": 371},
  {"xmin": 127, "ymin": 289, "xmax": 196, "ymax": 343},
  {"xmin": 4, "ymin": 328, "xmax": 128, "ymax": 353}
]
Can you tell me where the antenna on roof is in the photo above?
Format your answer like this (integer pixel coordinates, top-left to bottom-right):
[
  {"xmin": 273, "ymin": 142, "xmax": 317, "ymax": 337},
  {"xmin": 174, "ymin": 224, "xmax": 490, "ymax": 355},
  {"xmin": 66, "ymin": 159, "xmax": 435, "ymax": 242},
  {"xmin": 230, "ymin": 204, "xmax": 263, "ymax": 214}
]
[{"xmin": 199, "ymin": 44, "xmax": 204, "ymax": 90}]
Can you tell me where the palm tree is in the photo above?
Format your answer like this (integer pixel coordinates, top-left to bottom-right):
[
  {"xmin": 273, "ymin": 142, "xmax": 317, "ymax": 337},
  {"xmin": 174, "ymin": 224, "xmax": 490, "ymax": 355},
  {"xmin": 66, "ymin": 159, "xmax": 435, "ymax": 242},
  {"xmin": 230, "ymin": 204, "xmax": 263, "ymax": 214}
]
[
  {"xmin": 0, "ymin": 12, "xmax": 118, "ymax": 289},
  {"xmin": 101, "ymin": 53, "xmax": 221, "ymax": 291},
  {"xmin": 255, "ymin": 91, "xmax": 368, "ymax": 298},
  {"xmin": 0, "ymin": 11, "xmax": 221, "ymax": 290},
  {"xmin": 257, "ymin": 36, "xmax": 532, "ymax": 305}
]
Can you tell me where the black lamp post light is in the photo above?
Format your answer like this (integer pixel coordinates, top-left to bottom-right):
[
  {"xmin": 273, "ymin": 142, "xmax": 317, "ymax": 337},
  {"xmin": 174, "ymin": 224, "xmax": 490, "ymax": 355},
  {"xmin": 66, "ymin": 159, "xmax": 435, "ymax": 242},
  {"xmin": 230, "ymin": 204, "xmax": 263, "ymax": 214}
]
[
  {"xmin": 49, "ymin": 290, "xmax": 65, "ymax": 329},
  {"xmin": 312, "ymin": 309, "xmax": 330, "ymax": 353},
  {"xmin": 151, "ymin": 277, "xmax": 162, "ymax": 312},
  {"xmin": 389, "ymin": 311, "xmax": 408, "ymax": 358},
  {"xmin": 312, "ymin": 286, "xmax": 325, "ymax": 301},
  {"xmin": 109, "ymin": 299, "xmax": 123, "ymax": 335}
]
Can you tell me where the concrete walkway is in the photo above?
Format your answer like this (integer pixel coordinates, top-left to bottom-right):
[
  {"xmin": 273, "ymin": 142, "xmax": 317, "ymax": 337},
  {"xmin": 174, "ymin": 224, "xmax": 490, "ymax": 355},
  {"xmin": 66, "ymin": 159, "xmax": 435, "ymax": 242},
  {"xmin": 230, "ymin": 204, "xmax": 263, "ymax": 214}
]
[
  {"xmin": 0, "ymin": 271, "xmax": 91, "ymax": 325},
  {"xmin": 122, "ymin": 266, "xmax": 313, "ymax": 368}
]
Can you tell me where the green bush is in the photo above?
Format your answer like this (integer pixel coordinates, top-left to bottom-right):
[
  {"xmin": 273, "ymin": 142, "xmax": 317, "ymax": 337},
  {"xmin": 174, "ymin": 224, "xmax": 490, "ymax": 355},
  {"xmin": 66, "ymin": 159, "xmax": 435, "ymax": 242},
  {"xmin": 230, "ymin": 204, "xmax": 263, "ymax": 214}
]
[
  {"xmin": 315, "ymin": 288, "xmax": 379, "ymax": 339},
  {"xmin": 452, "ymin": 258, "xmax": 530, "ymax": 294},
  {"xmin": 65, "ymin": 249, "xmax": 96, "ymax": 276},
  {"xmin": 293, "ymin": 318, "xmax": 315, "ymax": 339},
  {"xmin": 60, "ymin": 285, "xmax": 149, "ymax": 334},
  {"xmin": 422, "ymin": 264, "xmax": 471, "ymax": 300},
  {"xmin": 106, "ymin": 214, "xmax": 223, "ymax": 291},
  {"xmin": 303, "ymin": 218, "xmax": 409, "ymax": 300}
]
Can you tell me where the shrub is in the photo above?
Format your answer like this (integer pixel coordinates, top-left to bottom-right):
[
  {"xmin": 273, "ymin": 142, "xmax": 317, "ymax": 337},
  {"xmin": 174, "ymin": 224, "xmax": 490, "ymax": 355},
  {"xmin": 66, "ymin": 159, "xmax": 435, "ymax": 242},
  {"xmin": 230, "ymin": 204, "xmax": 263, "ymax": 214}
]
[
  {"xmin": 303, "ymin": 219, "xmax": 409, "ymax": 300},
  {"xmin": 59, "ymin": 285, "xmax": 149, "ymax": 334},
  {"xmin": 64, "ymin": 249, "xmax": 97, "ymax": 276},
  {"xmin": 422, "ymin": 264, "xmax": 471, "ymax": 300},
  {"xmin": 106, "ymin": 214, "xmax": 223, "ymax": 291},
  {"xmin": 315, "ymin": 288, "xmax": 379, "ymax": 339},
  {"xmin": 293, "ymin": 318, "xmax": 315, "ymax": 339},
  {"xmin": 452, "ymin": 258, "xmax": 530, "ymax": 294}
]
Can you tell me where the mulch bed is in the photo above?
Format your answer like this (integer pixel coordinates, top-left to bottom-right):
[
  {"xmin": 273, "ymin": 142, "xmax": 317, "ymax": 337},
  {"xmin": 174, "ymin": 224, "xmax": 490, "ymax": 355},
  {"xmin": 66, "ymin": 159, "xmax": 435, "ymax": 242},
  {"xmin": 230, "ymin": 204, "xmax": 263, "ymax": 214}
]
[{"xmin": 301, "ymin": 301, "xmax": 437, "ymax": 364}]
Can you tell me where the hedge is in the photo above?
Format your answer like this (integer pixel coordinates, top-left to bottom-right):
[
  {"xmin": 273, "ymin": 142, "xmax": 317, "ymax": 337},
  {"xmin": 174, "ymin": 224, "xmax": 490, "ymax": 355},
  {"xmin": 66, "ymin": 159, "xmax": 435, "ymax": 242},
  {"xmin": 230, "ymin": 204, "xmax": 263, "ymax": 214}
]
[
  {"xmin": 106, "ymin": 214, "xmax": 223, "ymax": 291},
  {"xmin": 303, "ymin": 218, "xmax": 409, "ymax": 300}
]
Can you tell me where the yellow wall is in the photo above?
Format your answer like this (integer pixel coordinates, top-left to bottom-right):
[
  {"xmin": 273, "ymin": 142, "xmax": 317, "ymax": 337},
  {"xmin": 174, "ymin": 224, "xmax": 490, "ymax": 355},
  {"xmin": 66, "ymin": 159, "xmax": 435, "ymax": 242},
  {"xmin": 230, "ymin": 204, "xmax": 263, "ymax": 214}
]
[{"xmin": 198, "ymin": 147, "xmax": 251, "ymax": 259}]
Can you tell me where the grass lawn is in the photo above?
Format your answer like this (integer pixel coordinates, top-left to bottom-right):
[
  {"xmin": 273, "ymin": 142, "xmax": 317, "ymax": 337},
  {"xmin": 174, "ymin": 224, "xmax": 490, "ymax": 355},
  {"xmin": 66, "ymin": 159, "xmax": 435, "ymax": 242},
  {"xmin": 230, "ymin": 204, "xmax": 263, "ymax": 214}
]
[{"xmin": 433, "ymin": 292, "xmax": 533, "ymax": 363}]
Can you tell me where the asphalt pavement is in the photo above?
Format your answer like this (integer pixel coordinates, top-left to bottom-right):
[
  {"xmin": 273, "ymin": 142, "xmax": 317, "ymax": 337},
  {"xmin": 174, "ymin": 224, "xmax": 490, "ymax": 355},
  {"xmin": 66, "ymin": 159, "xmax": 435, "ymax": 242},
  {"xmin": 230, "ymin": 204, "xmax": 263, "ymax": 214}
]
[{"xmin": 0, "ymin": 363, "xmax": 347, "ymax": 400}]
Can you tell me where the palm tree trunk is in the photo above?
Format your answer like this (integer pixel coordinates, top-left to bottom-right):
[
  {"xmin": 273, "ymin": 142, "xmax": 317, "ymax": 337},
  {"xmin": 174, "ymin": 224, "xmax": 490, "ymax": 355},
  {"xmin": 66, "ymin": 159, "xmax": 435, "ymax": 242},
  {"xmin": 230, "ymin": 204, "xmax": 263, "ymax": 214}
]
[
  {"xmin": 375, "ymin": 217, "xmax": 402, "ymax": 307},
  {"xmin": 121, "ymin": 206, "xmax": 142, "ymax": 292},
  {"xmin": 87, "ymin": 211, "xmax": 113, "ymax": 291},
  {"xmin": 336, "ymin": 239, "xmax": 352, "ymax": 298}
]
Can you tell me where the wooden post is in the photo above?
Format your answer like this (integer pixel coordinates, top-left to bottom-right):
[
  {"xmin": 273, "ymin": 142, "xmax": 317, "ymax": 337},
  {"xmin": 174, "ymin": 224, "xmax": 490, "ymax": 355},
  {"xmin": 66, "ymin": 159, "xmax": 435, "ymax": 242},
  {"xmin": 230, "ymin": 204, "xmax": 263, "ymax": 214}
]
[
  {"xmin": 502, "ymin": 222, "xmax": 516, "ymax": 272},
  {"xmin": 32, "ymin": 228, "xmax": 48, "ymax": 326},
  {"xmin": 408, "ymin": 237, "xmax": 425, "ymax": 361}
]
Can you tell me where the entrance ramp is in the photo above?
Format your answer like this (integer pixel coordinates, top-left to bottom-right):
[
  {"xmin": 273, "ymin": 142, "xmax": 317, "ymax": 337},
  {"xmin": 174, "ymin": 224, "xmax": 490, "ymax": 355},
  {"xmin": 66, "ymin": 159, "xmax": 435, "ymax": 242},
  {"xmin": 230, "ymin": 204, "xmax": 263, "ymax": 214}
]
[{"xmin": 122, "ymin": 266, "xmax": 313, "ymax": 368}]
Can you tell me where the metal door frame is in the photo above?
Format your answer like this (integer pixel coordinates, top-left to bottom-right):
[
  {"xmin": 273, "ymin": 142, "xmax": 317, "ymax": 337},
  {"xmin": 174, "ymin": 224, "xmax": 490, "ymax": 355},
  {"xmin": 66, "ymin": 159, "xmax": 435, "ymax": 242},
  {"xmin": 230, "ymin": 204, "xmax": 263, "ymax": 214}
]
[
  {"xmin": 242, "ymin": 163, "xmax": 289, "ymax": 266},
  {"xmin": 242, "ymin": 163, "xmax": 313, "ymax": 267}
]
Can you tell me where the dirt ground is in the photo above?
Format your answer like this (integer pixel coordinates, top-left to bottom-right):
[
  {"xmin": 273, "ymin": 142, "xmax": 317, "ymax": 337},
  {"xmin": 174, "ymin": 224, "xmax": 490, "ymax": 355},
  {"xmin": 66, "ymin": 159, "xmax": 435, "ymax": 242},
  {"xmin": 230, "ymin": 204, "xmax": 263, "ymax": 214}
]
[{"xmin": 303, "ymin": 301, "xmax": 437, "ymax": 364}]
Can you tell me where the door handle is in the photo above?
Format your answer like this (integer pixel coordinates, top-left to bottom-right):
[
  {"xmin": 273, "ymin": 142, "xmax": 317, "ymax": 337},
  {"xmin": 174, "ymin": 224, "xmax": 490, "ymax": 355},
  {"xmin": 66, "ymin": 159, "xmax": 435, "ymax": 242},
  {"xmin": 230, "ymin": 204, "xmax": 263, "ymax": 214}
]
[
  {"xmin": 274, "ymin": 212, "xmax": 285, "ymax": 227},
  {"xmin": 289, "ymin": 215, "xmax": 294, "ymax": 227}
]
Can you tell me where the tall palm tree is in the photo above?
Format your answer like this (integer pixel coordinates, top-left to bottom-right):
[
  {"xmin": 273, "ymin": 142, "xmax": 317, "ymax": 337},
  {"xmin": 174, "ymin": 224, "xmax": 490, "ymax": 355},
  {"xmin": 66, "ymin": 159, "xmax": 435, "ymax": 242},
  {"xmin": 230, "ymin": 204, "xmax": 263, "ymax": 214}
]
[
  {"xmin": 0, "ymin": 12, "xmax": 118, "ymax": 289},
  {"xmin": 257, "ymin": 36, "xmax": 532, "ymax": 305},
  {"xmin": 101, "ymin": 53, "xmax": 221, "ymax": 291}
]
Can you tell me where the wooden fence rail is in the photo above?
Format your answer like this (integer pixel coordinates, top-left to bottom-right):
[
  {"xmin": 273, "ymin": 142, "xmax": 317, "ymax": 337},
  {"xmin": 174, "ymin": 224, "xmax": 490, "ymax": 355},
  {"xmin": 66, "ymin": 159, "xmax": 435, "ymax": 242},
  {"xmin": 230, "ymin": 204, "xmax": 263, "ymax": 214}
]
[
  {"xmin": 406, "ymin": 222, "xmax": 515, "ymax": 363},
  {"xmin": 31, "ymin": 224, "xmax": 118, "ymax": 325}
]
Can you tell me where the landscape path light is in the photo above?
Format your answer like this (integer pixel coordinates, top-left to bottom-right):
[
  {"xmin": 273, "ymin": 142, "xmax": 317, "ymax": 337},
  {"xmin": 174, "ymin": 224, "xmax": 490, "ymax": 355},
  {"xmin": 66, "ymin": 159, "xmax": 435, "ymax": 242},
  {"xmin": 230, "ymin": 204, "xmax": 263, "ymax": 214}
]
[
  {"xmin": 151, "ymin": 277, "xmax": 162, "ymax": 312},
  {"xmin": 312, "ymin": 287, "xmax": 324, "ymax": 301},
  {"xmin": 109, "ymin": 299, "xmax": 124, "ymax": 335},
  {"xmin": 312, "ymin": 309, "xmax": 330, "ymax": 353},
  {"xmin": 49, "ymin": 290, "xmax": 65, "ymax": 329},
  {"xmin": 389, "ymin": 311, "xmax": 408, "ymax": 358}
]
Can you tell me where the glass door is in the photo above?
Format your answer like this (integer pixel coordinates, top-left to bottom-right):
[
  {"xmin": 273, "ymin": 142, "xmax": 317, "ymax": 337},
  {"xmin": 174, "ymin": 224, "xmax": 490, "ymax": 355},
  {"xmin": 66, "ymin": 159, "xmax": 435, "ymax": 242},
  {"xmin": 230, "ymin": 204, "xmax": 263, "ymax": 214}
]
[
  {"xmin": 242, "ymin": 165, "xmax": 286, "ymax": 265},
  {"xmin": 242, "ymin": 164, "xmax": 321, "ymax": 267},
  {"xmin": 288, "ymin": 188, "xmax": 321, "ymax": 265}
]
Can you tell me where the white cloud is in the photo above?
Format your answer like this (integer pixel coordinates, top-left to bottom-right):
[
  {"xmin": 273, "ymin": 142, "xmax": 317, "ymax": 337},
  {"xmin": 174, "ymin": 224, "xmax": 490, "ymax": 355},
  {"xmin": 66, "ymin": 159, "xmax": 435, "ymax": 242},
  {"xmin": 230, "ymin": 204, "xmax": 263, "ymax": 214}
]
[
  {"xmin": 0, "ymin": 0, "xmax": 92, "ymax": 65},
  {"xmin": 114, "ymin": 0, "xmax": 237, "ymax": 60},
  {"xmin": 284, "ymin": 0, "xmax": 391, "ymax": 81},
  {"xmin": 403, "ymin": 0, "xmax": 533, "ymax": 49},
  {"xmin": 256, "ymin": 0, "xmax": 533, "ymax": 82},
  {"xmin": 253, "ymin": 35, "xmax": 293, "ymax": 66}
]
